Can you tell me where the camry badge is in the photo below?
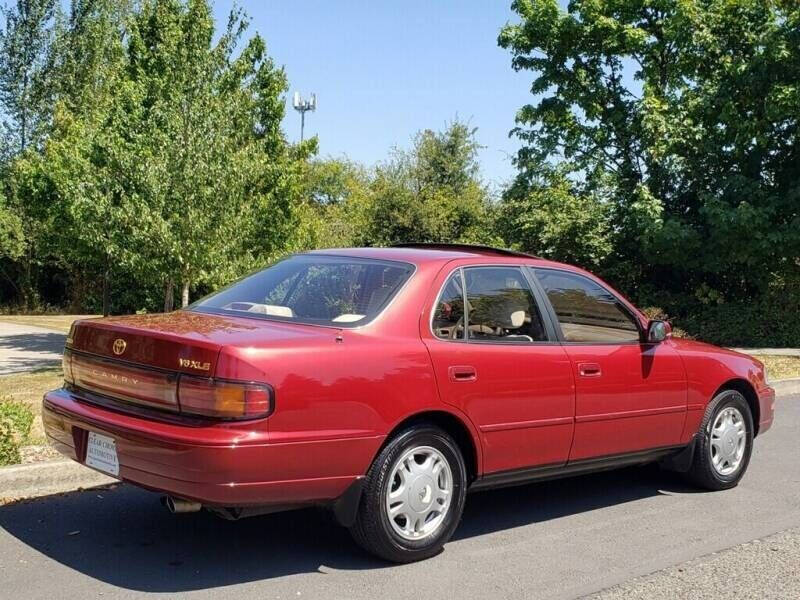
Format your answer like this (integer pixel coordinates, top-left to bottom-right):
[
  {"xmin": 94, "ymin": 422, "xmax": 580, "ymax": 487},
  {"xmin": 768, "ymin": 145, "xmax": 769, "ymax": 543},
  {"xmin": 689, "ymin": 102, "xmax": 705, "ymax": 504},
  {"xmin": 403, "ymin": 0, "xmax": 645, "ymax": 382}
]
[{"xmin": 112, "ymin": 338, "xmax": 127, "ymax": 355}]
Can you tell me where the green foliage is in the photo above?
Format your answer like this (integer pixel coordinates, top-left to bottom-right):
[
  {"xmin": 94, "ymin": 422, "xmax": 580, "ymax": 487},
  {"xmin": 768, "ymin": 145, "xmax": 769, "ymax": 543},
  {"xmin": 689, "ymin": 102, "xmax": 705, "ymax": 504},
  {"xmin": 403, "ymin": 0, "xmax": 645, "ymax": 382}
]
[
  {"xmin": 0, "ymin": 0, "xmax": 56, "ymax": 158},
  {"xmin": 0, "ymin": 397, "xmax": 33, "ymax": 465},
  {"xmin": 498, "ymin": 171, "xmax": 612, "ymax": 268},
  {"xmin": 0, "ymin": 0, "xmax": 797, "ymax": 351},
  {"xmin": 0, "ymin": 417, "xmax": 19, "ymax": 465},
  {"xmin": 677, "ymin": 286, "xmax": 800, "ymax": 348},
  {"xmin": 296, "ymin": 121, "xmax": 498, "ymax": 250},
  {"xmin": 359, "ymin": 121, "xmax": 499, "ymax": 247},
  {"xmin": 2, "ymin": 0, "xmax": 308, "ymax": 313},
  {"xmin": 0, "ymin": 190, "xmax": 24, "ymax": 259},
  {"xmin": 500, "ymin": 0, "xmax": 800, "ymax": 342}
]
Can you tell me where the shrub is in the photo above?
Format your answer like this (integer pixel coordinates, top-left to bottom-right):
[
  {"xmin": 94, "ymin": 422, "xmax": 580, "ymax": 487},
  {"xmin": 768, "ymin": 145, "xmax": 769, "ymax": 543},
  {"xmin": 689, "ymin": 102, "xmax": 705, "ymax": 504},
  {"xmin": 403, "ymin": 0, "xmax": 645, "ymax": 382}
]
[
  {"xmin": 679, "ymin": 299, "xmax": 800, "ymax": 348},
  {"xmin": 0, "ymin": 398, "xmax": 34, "ymax": 466}
]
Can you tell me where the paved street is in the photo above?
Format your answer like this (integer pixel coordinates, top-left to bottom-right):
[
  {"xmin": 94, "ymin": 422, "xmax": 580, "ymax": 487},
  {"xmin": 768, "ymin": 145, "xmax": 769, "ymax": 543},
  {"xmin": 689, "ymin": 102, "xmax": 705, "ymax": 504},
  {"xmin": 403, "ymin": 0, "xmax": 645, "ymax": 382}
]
[
  {"xmin": 0, "ymin": 322, "xmax": 65, "ymax": 375},
  {"xmin": 1, "ymin": 394, "xmax": 798, "ymax": 599},
  {"xmin": 589, "ymin": 526, "xmax": 800, "ymax": 599}
]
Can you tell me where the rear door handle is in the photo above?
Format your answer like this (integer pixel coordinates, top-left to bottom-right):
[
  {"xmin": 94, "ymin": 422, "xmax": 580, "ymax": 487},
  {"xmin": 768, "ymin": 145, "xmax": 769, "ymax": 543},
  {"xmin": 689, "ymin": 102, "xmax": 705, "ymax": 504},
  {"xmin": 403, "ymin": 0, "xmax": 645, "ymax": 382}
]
[
  {"xmin": 449, "ymin": 365, "xmax": 477, "ymax": 382},
  {"xmin": 578, "ymin": 362, "xmax": 602, "ymax": 377}
]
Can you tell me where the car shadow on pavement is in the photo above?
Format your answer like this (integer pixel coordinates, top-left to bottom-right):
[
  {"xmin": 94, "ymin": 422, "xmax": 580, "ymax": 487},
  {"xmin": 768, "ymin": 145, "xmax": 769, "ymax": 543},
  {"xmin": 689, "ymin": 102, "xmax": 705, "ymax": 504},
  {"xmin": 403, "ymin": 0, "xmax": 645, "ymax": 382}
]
[{"xmin": 0, "ymin": 467, "xmax": 699, "ymax": 593}]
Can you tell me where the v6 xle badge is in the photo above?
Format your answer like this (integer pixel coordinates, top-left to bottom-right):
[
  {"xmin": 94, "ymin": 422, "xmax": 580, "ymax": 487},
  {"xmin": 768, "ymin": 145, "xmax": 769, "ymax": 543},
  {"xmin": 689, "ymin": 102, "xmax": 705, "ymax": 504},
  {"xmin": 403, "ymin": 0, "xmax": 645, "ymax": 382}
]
[{"xmin": 179, "ymin": 358, "xmax": 211, "ymax": 371}]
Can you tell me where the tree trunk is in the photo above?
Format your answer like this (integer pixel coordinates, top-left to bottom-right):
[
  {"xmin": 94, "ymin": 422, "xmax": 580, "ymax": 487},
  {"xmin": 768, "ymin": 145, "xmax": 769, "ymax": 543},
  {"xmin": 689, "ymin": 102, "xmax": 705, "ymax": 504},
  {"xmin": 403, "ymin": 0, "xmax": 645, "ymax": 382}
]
[
  {"xmin": 164, "ymin": 278, "xmax": 174, "ymax": 313},
  {"xmin": 181, "ymin": 280, "xmax": 190, "ymax": 308}
]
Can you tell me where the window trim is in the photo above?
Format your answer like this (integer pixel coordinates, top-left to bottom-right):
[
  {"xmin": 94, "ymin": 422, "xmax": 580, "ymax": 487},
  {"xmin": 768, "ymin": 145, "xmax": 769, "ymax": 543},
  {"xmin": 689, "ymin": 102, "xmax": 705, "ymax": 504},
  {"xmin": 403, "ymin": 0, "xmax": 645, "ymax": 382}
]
[
  {"xmin": 429, "ymin": 264, "xmax": 558, "ymax": 345},
  {"xmin": 531, "ymin": 267, "xmax": 645, "ymax": 346}
]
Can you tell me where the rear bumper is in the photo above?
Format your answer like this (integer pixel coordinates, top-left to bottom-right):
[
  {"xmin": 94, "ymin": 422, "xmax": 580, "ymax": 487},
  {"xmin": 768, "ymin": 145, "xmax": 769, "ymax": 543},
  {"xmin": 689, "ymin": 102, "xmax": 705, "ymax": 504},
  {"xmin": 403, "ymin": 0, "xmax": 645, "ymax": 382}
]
[
  {"xmin": 43, "ymin": 388, "xmax": 383, "ymax": 507},
  {"xmin": 757, "ymin": 385, "xmax": 775, "ymax": 435}
]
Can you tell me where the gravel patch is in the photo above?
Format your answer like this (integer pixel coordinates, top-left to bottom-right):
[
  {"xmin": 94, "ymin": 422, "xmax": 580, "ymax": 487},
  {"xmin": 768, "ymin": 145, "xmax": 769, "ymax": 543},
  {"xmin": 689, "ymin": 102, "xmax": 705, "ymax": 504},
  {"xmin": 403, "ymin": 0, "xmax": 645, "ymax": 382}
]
[
  {"xmin": 586, "ymin": 527, "xmax": 800, "ymax": 600},
  {"xmin": 19, "ymin": 443, "xmax": 62, "ymax": 464}
]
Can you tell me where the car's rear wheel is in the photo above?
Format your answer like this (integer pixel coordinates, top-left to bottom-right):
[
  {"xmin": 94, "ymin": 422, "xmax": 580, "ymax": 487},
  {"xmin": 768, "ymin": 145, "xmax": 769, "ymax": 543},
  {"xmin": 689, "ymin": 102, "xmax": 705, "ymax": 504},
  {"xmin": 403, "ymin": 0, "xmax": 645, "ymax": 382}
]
[
  {"xmin": 685, "ymin": 389, "xmax": 753, "ymax": 490},
  {"xmin": 349, "ymin": 425, "xmax": 467, "ymax": 563}
]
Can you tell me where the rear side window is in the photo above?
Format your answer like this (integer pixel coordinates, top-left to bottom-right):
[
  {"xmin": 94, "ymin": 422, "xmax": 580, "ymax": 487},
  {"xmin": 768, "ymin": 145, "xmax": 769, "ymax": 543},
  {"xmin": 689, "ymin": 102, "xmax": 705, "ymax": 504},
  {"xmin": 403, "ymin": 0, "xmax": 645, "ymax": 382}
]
[
  {"xmin": 535, "ymin": 269, "xmax": 640, "ymax": 343},
  {"xmin": 191, "ymin": 255, "xmax": 414, "ymax": 327},
  {"xmin": 432, "ymin": 273, "xmax": 466, "ymax": 340},
  {"xmin": 463, "ymin": 267, "xmax": 547, "ymax": 342}
]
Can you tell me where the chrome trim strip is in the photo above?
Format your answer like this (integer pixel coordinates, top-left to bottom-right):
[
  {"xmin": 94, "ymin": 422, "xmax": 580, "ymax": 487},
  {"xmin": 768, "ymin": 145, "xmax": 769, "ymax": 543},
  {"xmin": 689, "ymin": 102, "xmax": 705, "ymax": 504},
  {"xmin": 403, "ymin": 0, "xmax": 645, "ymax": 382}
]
[
  {"xmin": 480, "ymin": 416, "xmax": 574, "ymax": 432},
  {"xmin": 575, "ymin": 405, "xmax": 686, "ymax": 423}
]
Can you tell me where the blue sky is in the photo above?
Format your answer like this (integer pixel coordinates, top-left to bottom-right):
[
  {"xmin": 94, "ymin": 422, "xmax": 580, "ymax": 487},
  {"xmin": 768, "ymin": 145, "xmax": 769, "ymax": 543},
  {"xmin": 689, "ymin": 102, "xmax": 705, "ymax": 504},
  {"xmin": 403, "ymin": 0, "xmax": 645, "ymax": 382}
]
[{"xmin": 211, "ymin": 1, "xmax": 532, "ymax": 188}]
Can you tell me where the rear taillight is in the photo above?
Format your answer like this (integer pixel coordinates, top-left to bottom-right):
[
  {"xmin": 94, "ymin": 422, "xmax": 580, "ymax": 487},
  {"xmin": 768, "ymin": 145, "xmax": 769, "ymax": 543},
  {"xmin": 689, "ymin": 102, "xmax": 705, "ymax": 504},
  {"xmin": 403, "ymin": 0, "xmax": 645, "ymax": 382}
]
[
  {"xmin": 63, "ymin": 348, "xmax": 74, "ymax": 384},
  {"xmin": 63, "ymin": 349, "xmax": 273, "ymax": 420},
  {"xmin": 178, "ymin": 376, "xmax": 273, "ymax": 420}
]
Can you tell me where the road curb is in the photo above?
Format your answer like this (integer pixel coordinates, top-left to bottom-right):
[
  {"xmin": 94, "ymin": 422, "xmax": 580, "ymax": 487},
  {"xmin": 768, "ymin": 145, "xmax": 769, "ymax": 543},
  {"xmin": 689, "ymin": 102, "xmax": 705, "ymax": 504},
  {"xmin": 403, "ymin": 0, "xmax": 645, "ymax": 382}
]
[
  {"xmin": 731, "ymin": 348, "xmax": 800, "ymax": 356},
  {"xmin": 0, "ymin": 459, "xmax": 116, "ymax": 502},
  {"xmin": 774, "ymin": 378, "xmax": 800, "ymax": 397}
]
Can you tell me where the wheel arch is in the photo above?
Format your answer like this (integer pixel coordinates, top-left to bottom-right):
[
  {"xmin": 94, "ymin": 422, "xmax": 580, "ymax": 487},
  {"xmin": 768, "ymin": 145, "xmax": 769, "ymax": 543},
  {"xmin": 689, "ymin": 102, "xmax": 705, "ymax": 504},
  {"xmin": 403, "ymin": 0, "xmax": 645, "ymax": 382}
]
[
  {"xmin": 715, "ymin": 378, "xmax": 761, "ymax": 436},
  {"xmin": 333, "ymin": 409, "xmax": 481, "ymax": 529},
  {"xmin": 381, "ymin": 410, "xmax": 482, "ymax": 483}
]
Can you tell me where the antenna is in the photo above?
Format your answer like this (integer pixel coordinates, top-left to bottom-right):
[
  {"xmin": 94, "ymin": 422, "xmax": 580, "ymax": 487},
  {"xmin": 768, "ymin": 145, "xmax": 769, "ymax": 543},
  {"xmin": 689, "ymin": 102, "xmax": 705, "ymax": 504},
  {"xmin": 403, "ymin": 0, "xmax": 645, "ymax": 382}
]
[{"xmin": 292, "ymin": 92, "xmax": 317, "ymax": 142}]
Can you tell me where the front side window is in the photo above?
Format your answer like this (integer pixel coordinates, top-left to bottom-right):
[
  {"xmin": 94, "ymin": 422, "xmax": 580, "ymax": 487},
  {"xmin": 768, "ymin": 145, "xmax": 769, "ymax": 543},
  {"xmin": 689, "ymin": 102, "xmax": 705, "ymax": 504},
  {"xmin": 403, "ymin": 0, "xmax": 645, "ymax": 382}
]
[
  {"xmin": 535, "ymin": 269, "xmax": 640, "ymax": 343},
  {"xmin": 191, "ymin": 255, "xmax": 414, "ymax": 327},
  {"xmin": 463, "ymin": 267, "xmax": 547, "ymax": 342}
]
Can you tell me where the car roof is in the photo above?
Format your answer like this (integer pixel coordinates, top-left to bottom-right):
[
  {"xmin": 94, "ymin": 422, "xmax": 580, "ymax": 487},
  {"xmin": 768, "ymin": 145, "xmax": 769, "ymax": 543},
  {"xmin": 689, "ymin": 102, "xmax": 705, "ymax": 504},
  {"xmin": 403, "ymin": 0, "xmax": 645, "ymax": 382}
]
[{"xmin": 305, "ymin": 244, "xmax": 573, "ymax": 269}]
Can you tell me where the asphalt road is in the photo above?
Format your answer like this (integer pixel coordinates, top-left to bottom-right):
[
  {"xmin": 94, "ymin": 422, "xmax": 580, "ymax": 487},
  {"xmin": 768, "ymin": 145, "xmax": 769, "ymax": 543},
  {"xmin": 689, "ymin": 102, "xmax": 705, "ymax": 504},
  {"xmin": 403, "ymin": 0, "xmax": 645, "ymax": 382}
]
[
  {"xmin": 589, "ymin": 526, "xmax": 800, "ymax": 599},
  {"xmin": 0, "ymin": 321, "xmax": 65, "ymax": 374},
  {"xmin": 1, "ymin": 395, "xmax": 798, "ymax": 600}
]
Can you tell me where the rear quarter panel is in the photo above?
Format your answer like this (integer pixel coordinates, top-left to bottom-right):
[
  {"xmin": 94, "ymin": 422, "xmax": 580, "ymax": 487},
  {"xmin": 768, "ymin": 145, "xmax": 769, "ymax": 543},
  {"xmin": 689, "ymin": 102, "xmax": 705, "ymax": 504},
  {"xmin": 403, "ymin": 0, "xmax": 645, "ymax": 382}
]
[{"xmin": 214, "ymin": 258, "xmax": 482, "ymax": 479}]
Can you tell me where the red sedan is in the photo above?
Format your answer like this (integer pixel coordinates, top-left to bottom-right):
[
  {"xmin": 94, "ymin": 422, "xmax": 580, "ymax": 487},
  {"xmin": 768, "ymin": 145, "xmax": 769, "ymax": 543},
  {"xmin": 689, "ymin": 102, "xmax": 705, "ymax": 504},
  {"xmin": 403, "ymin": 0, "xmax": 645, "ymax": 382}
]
[{"xmin": 43, "ymin": 244, "xmax": 775, "ymax": 562}]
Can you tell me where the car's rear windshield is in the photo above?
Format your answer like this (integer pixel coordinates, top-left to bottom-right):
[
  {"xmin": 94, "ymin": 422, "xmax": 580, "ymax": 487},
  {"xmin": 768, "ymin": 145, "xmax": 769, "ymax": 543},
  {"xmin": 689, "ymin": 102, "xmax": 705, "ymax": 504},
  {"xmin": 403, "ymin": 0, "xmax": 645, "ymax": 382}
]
[{"xmin": 190, "ymin": 255, "xmax": 415, "ymax": 327}]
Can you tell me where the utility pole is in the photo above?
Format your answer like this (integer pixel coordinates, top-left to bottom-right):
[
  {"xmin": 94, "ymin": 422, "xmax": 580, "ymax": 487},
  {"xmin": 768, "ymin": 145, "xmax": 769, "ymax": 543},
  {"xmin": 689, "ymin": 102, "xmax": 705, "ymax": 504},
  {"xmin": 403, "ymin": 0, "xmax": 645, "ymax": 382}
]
[{"xmin": 292, "ymin": 92, "xmax": 316, "ymax": 142}]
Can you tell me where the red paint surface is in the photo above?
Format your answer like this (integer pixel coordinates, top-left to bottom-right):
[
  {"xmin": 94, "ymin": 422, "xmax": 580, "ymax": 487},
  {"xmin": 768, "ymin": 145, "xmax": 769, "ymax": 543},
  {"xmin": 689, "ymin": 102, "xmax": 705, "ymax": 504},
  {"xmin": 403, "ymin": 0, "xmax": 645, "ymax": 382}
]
[{"xmin": 43, "ymin": 247, "xmax": 774, "ymax": 508}]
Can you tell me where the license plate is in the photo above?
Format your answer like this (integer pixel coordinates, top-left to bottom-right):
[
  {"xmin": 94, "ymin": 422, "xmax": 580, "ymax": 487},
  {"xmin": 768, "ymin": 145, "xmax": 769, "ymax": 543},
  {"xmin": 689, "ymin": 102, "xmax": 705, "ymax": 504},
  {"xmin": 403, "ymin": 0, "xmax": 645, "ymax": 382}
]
[{"xmin": 85, "ymin": 431, "xmax": 119, "ymax": 477}]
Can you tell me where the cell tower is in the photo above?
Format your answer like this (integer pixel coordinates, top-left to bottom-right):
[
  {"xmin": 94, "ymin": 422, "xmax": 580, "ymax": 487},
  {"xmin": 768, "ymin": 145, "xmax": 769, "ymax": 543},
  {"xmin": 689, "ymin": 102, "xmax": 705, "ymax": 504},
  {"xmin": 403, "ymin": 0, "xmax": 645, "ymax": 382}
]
[{"xmin": 292, "ymin": 92, "xmax": 316, "ymax": 142}]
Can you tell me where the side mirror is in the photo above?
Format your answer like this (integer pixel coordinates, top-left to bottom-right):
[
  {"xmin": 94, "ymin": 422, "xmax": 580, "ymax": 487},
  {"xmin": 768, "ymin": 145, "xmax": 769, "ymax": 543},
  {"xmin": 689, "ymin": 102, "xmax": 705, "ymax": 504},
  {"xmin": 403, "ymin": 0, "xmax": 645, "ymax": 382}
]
[{"xmin": 647, "ymin": 320, "xmax": 670, "ymax": 343}]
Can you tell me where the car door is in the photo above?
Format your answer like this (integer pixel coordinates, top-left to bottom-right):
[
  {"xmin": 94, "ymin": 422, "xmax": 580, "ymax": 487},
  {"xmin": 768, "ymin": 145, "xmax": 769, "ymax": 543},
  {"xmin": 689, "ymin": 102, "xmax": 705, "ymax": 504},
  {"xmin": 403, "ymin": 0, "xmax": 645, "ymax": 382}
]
[
  {"xmin": 532, "ymin": 268, "xmax": 687, "ymax": 461},
  {"xmin": 422, "ymin": 264, "xmax": 576, "ymax": 474}
]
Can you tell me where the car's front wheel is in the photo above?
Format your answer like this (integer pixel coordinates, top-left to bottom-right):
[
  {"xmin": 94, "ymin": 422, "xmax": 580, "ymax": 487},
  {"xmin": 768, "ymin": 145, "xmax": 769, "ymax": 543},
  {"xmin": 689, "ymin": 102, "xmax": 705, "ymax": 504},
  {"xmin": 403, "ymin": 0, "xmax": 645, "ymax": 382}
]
[
  {"xmin": 686, "ymin": 389, "xmax": 754, "ymax": 490},
  {"xmin": 349, "ymin": 425, "xmax": 467, "ymax": 562}
]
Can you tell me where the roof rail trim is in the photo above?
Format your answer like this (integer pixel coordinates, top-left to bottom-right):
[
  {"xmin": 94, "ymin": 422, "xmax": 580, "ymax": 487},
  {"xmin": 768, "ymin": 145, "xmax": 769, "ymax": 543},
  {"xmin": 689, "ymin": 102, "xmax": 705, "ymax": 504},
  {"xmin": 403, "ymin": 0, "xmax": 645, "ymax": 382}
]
[{"xmin": 390, "ymin": 243, "xmax": 541, "ymax": 259}]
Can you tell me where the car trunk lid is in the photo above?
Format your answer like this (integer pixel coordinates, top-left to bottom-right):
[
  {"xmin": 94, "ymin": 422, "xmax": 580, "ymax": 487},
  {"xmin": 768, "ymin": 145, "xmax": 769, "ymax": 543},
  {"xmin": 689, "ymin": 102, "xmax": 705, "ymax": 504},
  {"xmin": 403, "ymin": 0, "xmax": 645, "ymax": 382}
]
[
  {"xmin": 65, "ymin": 311, "xmax": 333, "ymax": 415},
  {"xmin": 67, "ymin": 311, "xmax": 264, "ymax": 377}
]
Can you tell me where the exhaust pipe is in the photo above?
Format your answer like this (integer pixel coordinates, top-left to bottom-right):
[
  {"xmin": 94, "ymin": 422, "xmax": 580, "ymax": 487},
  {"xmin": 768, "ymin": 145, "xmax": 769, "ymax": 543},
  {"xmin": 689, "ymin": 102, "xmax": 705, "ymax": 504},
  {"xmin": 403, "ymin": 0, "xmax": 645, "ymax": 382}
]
[{"xmin": 163, "ymin": 495, "xmax": 202, "ymax": 514}]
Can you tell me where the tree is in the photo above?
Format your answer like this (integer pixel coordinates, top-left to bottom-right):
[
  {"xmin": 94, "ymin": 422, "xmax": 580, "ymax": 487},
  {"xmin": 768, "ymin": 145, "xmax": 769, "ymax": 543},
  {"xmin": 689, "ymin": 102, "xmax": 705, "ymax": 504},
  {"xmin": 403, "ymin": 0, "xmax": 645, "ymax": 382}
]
[
  {"xmin": 0, "ymin": 0, "xmax": 56, "ymax": 160},
  {"xmin": 499, "ymin": 0, "xmax": 800, "ymax": 303},
  {"xmin": 10, "ymin": 0, "xmax": 309, "ymax": 314},
  {"xmin": 0, "ymin": 190, "xmax": 23, "ymax": 259},
  {"xmin": 119, "ymin": 0, "xmax": 309, "ymax": 309},
  {"xmin": 498, "ymin": 170, "xmax": 612, "ymax": 268},
  {"xmin": 291, "ymin": 122, "xmax": 498, "ymax": 252},
  {"xmin": 291, "ymin": 158, "xmax": 372, "ymax": 250},
  {"xmin": 362, "ymin": 120, "xmax": 498, "ymax": 246}
]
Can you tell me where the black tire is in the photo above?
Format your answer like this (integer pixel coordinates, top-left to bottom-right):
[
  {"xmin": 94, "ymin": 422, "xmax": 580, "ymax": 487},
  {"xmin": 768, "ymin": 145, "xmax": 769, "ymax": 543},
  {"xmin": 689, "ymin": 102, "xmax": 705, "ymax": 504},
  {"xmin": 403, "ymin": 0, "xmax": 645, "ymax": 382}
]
[
  {"xmin": 685, "ymin": 389, "xmax": 754, "ymax": 490},
  {"xmin": 349, "ymin": 425, "xmax": 467, "ymax": 563}
]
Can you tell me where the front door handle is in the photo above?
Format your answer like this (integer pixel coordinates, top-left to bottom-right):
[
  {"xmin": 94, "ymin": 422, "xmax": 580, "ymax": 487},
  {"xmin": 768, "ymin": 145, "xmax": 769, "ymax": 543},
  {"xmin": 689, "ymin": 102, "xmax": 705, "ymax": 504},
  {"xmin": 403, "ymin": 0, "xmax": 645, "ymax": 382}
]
[
  {"xmin": 449, "ymin": 365, "xmax": 477, "ymax": 382},
  {"xmin": 578, "ymin": 362, "xmax": 602, "ymax": 377}
]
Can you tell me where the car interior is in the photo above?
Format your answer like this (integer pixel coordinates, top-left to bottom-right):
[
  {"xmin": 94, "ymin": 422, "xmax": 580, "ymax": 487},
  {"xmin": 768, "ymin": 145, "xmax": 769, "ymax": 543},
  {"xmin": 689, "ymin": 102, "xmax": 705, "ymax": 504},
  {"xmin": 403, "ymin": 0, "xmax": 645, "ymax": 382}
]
[{"xmin": 433, "ymin": 268, "xmax": 546, "ymax": 342}]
